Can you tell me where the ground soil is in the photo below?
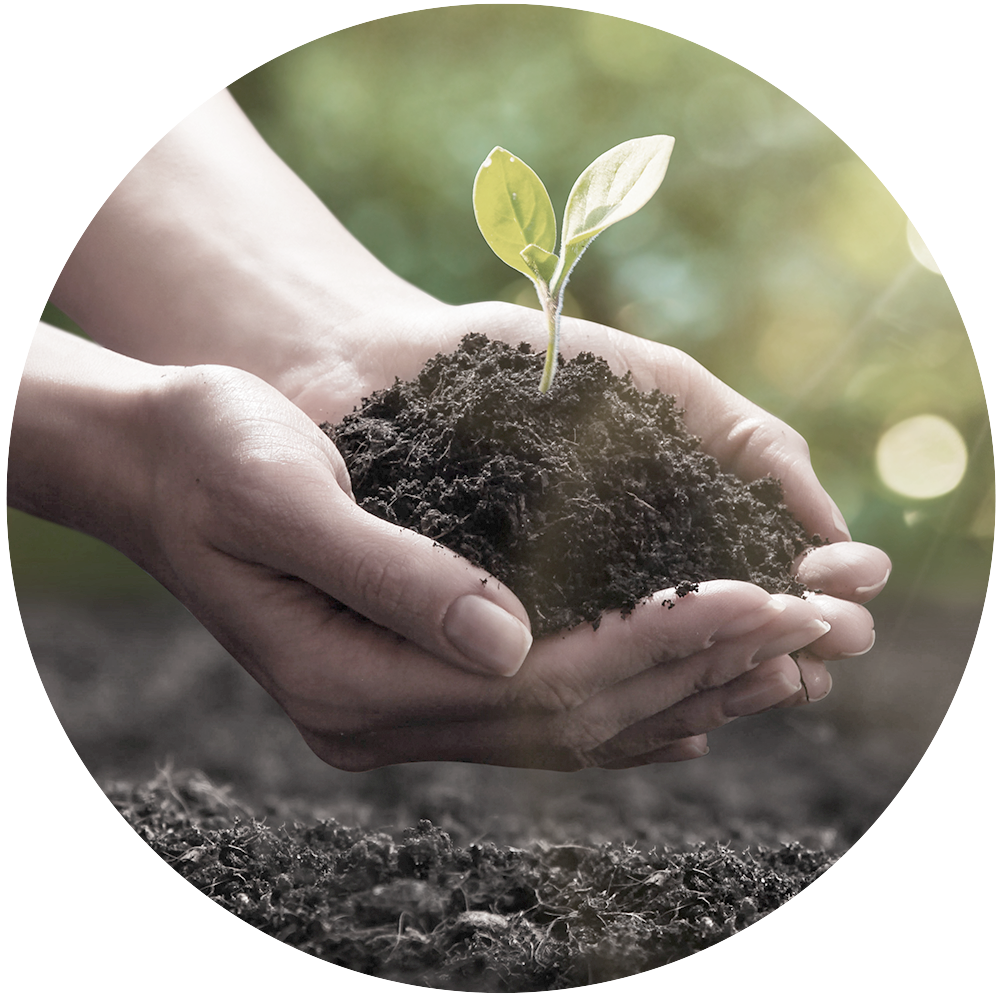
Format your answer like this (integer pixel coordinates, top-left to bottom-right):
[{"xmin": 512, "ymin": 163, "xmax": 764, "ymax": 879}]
[
  {"xmin": 324, "ymin": 334, "xmax": 822, "ymax": 634},
  {"xmin": 111, "ymin": 768, "xmax": 835, "ymax": 991}
]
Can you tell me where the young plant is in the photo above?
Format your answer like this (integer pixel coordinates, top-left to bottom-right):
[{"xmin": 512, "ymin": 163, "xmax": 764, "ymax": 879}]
[{"xmin": 474, "ymin": 135, "xmax": 674, "ymax": 392}]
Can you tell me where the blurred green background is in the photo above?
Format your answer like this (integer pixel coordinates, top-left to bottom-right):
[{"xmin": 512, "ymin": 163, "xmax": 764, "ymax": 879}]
[{"xmin": 16, "ymin": 6, "xmax": 991, "ymax": 608}]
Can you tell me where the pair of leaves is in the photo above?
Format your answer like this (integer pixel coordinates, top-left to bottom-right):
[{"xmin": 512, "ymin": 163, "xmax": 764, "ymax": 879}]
[{"xmin": 473, "ymin": 135, "xmax": 675, "ymax": 291}]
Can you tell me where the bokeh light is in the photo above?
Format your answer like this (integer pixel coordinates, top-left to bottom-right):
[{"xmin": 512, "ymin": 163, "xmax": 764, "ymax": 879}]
[{"xmin": 876, "ymin": 414, "xmax": 968, "ymax": 499}]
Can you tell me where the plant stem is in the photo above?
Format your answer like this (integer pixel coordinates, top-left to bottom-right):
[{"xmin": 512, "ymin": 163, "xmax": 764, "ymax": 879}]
[{"xmin": 537, "ymin": 287, "xmax": 560, "ymax": 393}]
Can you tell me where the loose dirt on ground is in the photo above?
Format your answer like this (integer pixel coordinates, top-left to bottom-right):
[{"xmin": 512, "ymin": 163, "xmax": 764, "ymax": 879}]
[{"xmin": 111, "ymin": 768, "xmax": 835, "ymax": 990}]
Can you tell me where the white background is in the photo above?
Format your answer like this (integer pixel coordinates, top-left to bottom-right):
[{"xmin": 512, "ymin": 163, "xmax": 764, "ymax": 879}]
[{"xmin": 2, "ymin": 2, "xmax": 995, "ymax": 995}]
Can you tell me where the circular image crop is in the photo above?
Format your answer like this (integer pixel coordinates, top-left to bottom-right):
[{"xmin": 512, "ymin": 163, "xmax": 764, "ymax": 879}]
[{"xmin": 10, "ymin": 4, "xmax": 992, "ymax": 992}]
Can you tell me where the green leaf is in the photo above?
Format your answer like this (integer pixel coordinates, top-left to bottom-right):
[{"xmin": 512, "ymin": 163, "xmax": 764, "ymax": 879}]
[
  {"xmin": 474, "ymin": 147, "xmax": 557, "ymax": 280},
  {"xmin": 561, "ymin": 135, "xmax": 674, "ymax": 250},
  {"xmin": 520, "ymin": 243, "xmax": 558, "ymax": 286}
]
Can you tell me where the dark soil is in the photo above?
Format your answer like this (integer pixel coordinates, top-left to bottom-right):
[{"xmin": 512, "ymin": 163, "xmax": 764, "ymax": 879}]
[
  {"xmin": 111, "ymin": 768, "xmax": 835, "ymax": 990},
  {"xmin": 324, "ymin": 334, "xmax": 822, "ymax": 634}
]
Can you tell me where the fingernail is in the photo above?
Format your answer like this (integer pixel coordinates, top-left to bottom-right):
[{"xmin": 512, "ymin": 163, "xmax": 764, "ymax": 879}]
[
  {"xmin": 639, "ymin": 739, "xmax": 710, "ymax": 764},
  {"xmin": 444, "ymin": 594, "xmax": 533, "ymax": 677},
  {"xmin": 674, "ymin": 735, "xmax": 710, "ymax": 759},
  {"xmin": 796, "ymin": 652, "xmax": 833, "ymax": 701},
  {"xmin": 667, "ymin": 742, "xmax": 710, "ymax": 762},
  {"xmin": 710, "ymin": 598, "xmax": 786, "ymax": 642},
  {"xmin": 854, "ymin": 568, "xmax": 891, "ymax": 602},
  {"xmin": 753, "ymin": 619, "xmax": 831, "ymax": 662},
  {"xmin": 804, "ymin": 672, "xmax": 833, "ymax": 701},
  {"xmin": 842, "ymin": 630, "xmax": 877, "ymax": 657},
  {"xmin": 724, "ymin": 672, "xmax": 801, "ymax": 717}
]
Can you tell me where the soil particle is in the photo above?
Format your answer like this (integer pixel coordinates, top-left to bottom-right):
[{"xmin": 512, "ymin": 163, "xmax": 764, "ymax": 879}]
[{"xmin": 324, "ymin": 334, "xmax": 822, "ymax": 634}]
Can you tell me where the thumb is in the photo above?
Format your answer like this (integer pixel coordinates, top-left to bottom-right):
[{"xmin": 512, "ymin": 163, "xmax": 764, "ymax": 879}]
[{"xmin": 247, "ymin": 476, "xmax": 534, "ymax": 678}]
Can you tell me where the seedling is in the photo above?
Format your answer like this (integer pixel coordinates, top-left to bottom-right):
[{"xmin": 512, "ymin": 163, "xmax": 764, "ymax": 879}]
[{"xmin": 474, "ymin": 135, "xmax": 674, "ymax": 392}]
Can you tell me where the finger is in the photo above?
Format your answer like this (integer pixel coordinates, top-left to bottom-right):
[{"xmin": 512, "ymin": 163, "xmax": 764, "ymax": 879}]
[
  {"xmin": 796, "ymin": 652, "xmax": 833, "ymax": 703},
  {"xmin": 563, "ymin": 596, "xmax": 828, "ymax": 745},
  {"xmin": 588, "ymin": 657, "xmax": 803, "ymax": 764},
  {"xmin": 179, "ymin": 557, "xmax": 784, "ymax": 768},
  {"xmin": 596, "ymin": 327, "xmax": 852, "ymax": 543},
  {"xmin": 279, "ymin": 582, "xmax": 803, "ymax": 771},
  {"xmin": 794, "ymin": 542, "xmax": 892, "ymax": 603},
  {"xmin": 685, "ymin": 396, "xmax": 851, "ymax": 542},
  {"xmin": 331, "ymin": 594, "xmax": 826, "ymax": 770},
  {"xmin": 319, "ymin": 502, "xmax": 533, "ymax": 680},
  {"xmin": 284, "ymin": 585, "xmax": 815, "ymax": 771},
  {"xmin": 708, "ymin": 656, "xmax": 805, "ymax": 716},
  {"xmin": 752, "ymin": 651, "xmax": 833, "ymax": 710},
  {"xmin": 518, "ymin": 580, "xmax": 788, "ymax": 709},
  {"xmin": 231, "ymin": 463, "xmax": 534, "ymax": 679},
  {"xmin": 801, "ymin": 592, "xmax": 875, "ymax": 659},
  {"xmin": 174, "ymin": 549, "xmax": 506, "ymax": 733}
]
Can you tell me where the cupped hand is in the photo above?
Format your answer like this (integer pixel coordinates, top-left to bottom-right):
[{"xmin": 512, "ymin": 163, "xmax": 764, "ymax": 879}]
[
  {"xmin": 134, "ymin": 361, "xmax": 861, "ymax": 770},
  {"xmin": 285, "ymin": 297, "xmax": 889, "ymax": 683}
]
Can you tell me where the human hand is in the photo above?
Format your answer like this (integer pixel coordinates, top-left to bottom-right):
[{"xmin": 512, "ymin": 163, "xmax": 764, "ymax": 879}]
[
  {"xmin": 282, "ymin": 297, "xmax": 888, "ymax": 710},
  {"xmin": 19, "ymin": 312, "xmax": 875, "ymax": 771},
  {"xmin": 107, "ymin": 358, "xmax": 840, "ymax": 770},
  {"xmin": 39, "ymin": 91, "xmax": 888, "ymax": 765}
]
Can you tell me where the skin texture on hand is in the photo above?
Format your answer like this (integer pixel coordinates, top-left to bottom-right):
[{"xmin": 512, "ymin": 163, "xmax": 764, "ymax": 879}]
[{"xmin": 24, "ymin": 90, "xmax": 891, "ymax": 770}]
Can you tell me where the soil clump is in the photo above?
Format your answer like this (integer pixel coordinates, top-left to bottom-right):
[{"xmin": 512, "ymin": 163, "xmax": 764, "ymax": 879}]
[{"xmin": 325, "ymin": 335, "xmax": 820, "ymax": 634}]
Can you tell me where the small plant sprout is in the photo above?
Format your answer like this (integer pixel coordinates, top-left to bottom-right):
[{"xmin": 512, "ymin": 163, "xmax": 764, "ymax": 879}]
[{"xmin": 474, "ymin": 135, "xmax": 674, "ymax": 392}]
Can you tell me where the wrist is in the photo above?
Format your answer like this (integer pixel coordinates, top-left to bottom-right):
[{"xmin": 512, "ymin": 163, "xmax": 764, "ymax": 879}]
[{"xmin": 9, "ymin": 325, "xmax": 171, "ymax": 566}]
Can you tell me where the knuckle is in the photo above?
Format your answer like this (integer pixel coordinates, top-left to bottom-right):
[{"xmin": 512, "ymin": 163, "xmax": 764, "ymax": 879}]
[
  {"xmin": 785, "ymin": 425, "xmax": 810, "ymax": 457},
  {"xmin": 352, "ymin": 552, "xmax": 393, "ymax": 603},
  {"xmin": 351, "ymin": 549, "xmax": 410, "ymax": 617},
  {"xmin": 685, "ymin": 674, "xmax": 716, "ymax": 699}
]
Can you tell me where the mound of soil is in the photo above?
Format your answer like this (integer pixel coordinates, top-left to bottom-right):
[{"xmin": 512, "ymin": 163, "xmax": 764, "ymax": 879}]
[
  {"xmin": 111, "ymin": 770, "xmax": 836, "ymax": 990},
  {"xmin": 324, "ymin": 334, "xmax": 821, "ymax": 634}
]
